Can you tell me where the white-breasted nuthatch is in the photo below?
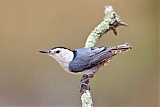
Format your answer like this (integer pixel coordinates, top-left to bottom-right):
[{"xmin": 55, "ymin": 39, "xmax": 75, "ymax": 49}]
[{"xmin": 39, "ymin": 43, "xmax": 131, "ymax": 78}]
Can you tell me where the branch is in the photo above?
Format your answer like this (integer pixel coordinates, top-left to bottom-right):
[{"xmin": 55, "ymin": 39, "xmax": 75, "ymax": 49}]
[
  {"xmin": 85, "ymin": 5, "xmax": 128, "ymax": 47},
  {"xmin": 80, "ymin": 5, "xmax": 128, "ymax": 107},
  {"xmin": 81, "ymin": 90, "xmax": 93, "ymax": 107}
]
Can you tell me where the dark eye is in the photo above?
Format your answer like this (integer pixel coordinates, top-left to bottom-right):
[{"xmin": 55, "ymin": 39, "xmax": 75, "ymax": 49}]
[{"xmin": 55, "ymin": 50, "xmax": 60, "ymax": 54}]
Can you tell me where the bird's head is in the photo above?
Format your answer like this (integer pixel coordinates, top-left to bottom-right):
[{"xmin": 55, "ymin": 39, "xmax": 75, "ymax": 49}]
[{"xmin": 39, "ymin": 47, "xmax": 74, "ymax": 64}]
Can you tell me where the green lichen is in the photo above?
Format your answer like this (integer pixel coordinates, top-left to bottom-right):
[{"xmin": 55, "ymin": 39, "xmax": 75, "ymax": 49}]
[{"xmin": 85, "ymin": 6, "xmax": 121, "ymax": 48}]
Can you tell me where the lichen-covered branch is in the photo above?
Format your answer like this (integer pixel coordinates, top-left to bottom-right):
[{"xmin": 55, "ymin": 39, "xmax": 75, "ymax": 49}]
[
  {"xmin": 85, "ymin": 5, "xmax": 128, "ymax": 47},
  {"xmin": 80, "ymin": 5, "xmax": 128, "ymax": 107},
  {"xmin": 81, "ymin": 90, "xmax": 93, "ymax": 107}
]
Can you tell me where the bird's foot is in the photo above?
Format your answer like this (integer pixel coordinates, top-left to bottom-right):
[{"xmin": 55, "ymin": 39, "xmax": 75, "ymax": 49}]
[{"xmin": 79, "ymin": 74, "xmax": 90, "ymax": 93}]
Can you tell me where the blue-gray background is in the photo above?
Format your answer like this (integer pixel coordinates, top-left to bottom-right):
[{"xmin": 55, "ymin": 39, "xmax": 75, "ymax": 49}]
[{"xmin": 0, "ymin": 0, "xmax": 159, "ymax": 107}]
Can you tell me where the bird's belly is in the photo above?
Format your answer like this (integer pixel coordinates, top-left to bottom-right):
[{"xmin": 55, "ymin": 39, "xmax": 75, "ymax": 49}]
[
  {"xmin": 68, "ymin": 60, "xmax": 110, "ymax": 76},
  {"xmin": 76, "ymin": 64, "xmax": 102, "ymax": 76}
]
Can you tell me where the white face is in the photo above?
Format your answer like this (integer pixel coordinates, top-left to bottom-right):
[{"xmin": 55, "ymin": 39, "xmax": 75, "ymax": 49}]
[
  {"xmin": 49, "ymin": 48, "xmax": 74, "ymax": 64},
  {"xmin": 39, "ymin": 47, "xmax": 74, "ymax": 72}
]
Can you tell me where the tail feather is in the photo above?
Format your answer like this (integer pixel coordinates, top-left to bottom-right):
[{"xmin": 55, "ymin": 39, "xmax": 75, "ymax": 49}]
[{"xmin": 111, "ymin": 43, "xmax": 132, "ymax": 54}]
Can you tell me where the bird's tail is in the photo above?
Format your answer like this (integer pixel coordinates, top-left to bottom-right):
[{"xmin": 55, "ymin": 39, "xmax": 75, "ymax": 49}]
[{"xmin": 111, "ymin": 43, "xmax": 132, "ymax": 55}]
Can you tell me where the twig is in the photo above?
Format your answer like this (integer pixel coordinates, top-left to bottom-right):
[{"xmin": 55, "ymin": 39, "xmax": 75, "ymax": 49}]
[
  {"xmin": 81, "ymin": 90, "xmax": 93, "ymax": 107},
  {"xmin": 80, "ymin": 5, "xmax": 128, "ymax": 107},
  {"xmin": 85, "ymin": 5, "xmax": 128, "ymax": 47}
]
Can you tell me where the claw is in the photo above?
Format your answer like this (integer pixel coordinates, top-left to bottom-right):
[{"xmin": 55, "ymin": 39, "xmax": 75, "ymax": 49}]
[
  {"xmin": 79, "ymin": 75, "xmax": 91, "ymax": 93},
  {"xmin": 79, "ymin": 83, "xmax": 90, "ymax": 93}
]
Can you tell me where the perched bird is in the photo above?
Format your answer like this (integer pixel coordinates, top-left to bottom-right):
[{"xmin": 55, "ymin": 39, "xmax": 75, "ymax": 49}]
[{"xmin": 39, "ymin": 43, "xmax": 131, "ymax": 78}]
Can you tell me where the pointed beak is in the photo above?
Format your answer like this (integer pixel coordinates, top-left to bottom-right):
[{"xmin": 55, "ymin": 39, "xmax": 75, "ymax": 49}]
[{"xmin": 39, "ymin": 50, "xmax": 50, "ymax": 54}]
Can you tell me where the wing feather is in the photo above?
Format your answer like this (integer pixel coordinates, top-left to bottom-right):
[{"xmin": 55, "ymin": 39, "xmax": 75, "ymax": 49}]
[{"xmin": 69, "ymin": 47, "xmax": 113, "ymax": 72}]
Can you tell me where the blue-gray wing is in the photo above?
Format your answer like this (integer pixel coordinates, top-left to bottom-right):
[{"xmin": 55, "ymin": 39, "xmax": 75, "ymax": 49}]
[{"xmin": 69, "ymin": 46, "xmax": 113, "ymax": 73}]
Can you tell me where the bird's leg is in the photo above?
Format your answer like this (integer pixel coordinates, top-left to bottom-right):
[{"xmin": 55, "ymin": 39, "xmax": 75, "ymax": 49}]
[{"xmin": 79, "ymin": 74, "xmax": 90, "ymax": 93}]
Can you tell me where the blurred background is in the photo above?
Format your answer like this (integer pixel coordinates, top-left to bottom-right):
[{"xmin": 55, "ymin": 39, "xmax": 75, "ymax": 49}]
[{"xmin": 0, "ymin": 0, "xmax": 159, "ymax": 107}]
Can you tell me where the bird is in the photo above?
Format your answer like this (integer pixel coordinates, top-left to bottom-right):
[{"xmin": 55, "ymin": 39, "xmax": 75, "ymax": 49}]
[{"xmin": 39, "ymin": 43, "xmax": 131, "ymax": 78}]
